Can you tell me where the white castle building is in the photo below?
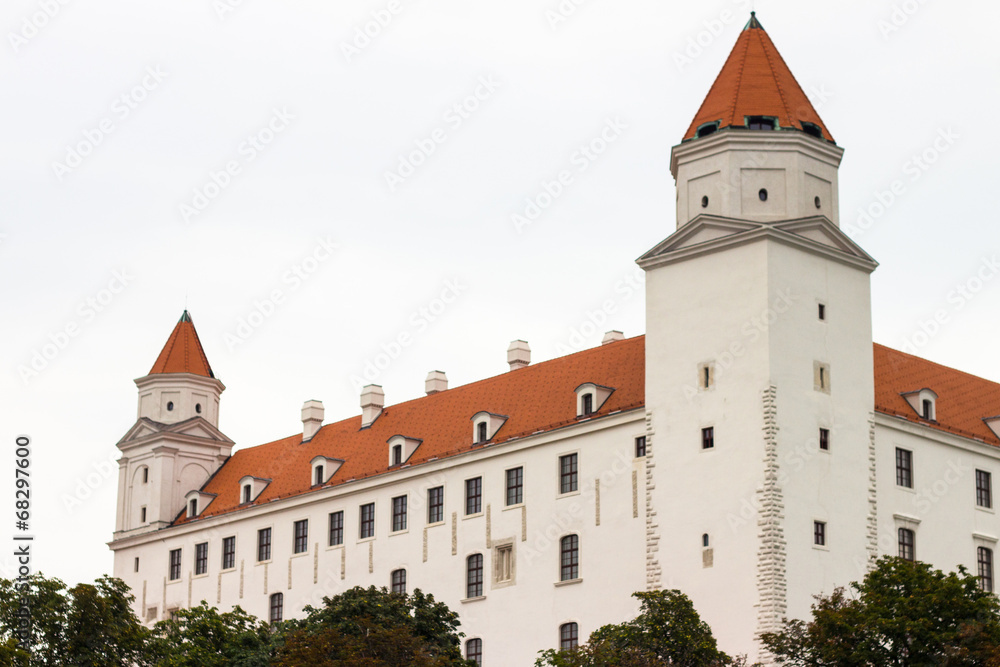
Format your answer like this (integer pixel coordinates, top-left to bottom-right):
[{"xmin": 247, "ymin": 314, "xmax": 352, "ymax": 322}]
[{"xmin": 110, "ymin": 14, "xmax": 1000, "ymax": 665}]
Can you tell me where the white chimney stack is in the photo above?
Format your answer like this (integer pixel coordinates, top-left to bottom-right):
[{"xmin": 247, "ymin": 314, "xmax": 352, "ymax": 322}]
[
  {"xmin": 361, "ymin": 385, "xmax": 385, "ymax": 428},
  {"xmin": 507, "ymin": 340, "xmax": 531, "ymax": 371},
  {"xmin": 426, "ymin": 371, "xmax": 448, "ymax": 395},
  {"xmin": 602, "ymin": 330, "xmax": 625, "ymax": 345},
  {"xmin": 301, "ymin": 400, "xmax": 324, "ymax": 442}
]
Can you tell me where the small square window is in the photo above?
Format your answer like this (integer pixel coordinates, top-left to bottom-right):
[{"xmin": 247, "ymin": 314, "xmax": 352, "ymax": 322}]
[
  {"xmin": 819, "ymin": 428, "xmax": 830, "ymax": 451},
  {"xmin": 813, "ymin": 521, "xmax": 826, "ymax": 547},
  {"xmin": 702, "ymin": 427, "xmax": 715, "ymax": 450}
]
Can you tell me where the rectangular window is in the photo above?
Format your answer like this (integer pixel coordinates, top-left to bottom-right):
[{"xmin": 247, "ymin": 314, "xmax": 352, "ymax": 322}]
[
  {"xmin": 560, "ymin": 534, "xmax": 579, "ymax": 581},
  {"xmin": 635, "ymin": 436, "xmax": 646, "ymax": 458},
  {"xmin": 143, "ymin": 467, "xmax": 149, "ymax": 483},
  {"xmin": 360, "ymin": 503, "xmax": 375, "ymax": 539},
  {"xmin": 195, "ymin": 542, "xmax": 208, "ymax": 575},
  {"xmin": 979, "ymin": 547, "xmax": 994, "ymax": 593},
  {"xmin": 467, "ymin": 553, "xmax": 483, "ymax": 598},
  {"xmin": 818, "ymin": 303, "xmax": 826, "ymax": 320},
  {"xmin": 813, "ymin": 521, "xmax": 826, "ymax": 547},
  {"xmin": 314, "ymin": 465, "xmax": 324, "ymax": 486},
  {"xmin": 293, "ymin": 519, "xmax": 308, "ymax": 554},
  {"xmin": 477, "ymin": 421, "xmax": 488, "ymax": 444},
  {"xmin": 702, "ymin": 427, "xmax": 715, "ymax": 450},
  {"xmin": 559, "ymin": 454, "xmax": 578, "ymax": 494},
  {"xmin": 392, "ymin": 444, "xmax": 402, "ymax": 466},
  {"xmin": 269, "ymin": 593, "xmax": 283, "ymax": 623},
  {"xmin": 189, "ymin": 499, "xmax": 198, "ymax": 517},
  {"xmin": 922, "ymin": 399, "xmax": 934, "ymax": 420},
  {"xmin": 896, "ymin": 448, "xmax": 913, "ymax": 488},
  {"xmin": 391, "ymin": 568, "xmax": 407, "ymax": 595},
  {"xmin": 898, "ymin": 527, "xmax": 915, "ymax": 561},
  {"xmin": 465, "ymin": 477, "xmax": 482, "ymax": 515},
  {"xmin": 140, "ymin": 506, "xmax": 146, "ymax": 523},
  {"xmin": 560, "ymin": 622, "xmax": 579, "ymax": 650},
  {"xmin": 329, "ymin": 511, "xmax": 344, "ymax": 546},
  {"xmin": 819, "ymin": 428, "xmax": 830, "ymax": 451},
  {"xmin": 392, "ymin": 495, "xmax": 408, "ymax": 532},
  {"xmin": 977, "ymin": 470, "xmax": 992, "ymax": 509},
  {"xmin": 427, "ymin": 487, "xmax": 444, "ymax": 524},
  {"xmin": 168, "ymin": 549, "xmax": 181, "ymax": 581},
  {"xmin": 257, "ymin": 528, "xmax": 272, "ymax": 562},
  {"xmin": 134, "ymin": 557, "xmax": 140, "ymax": 573},
  {"xmin": 506, "ymin": 467, "xmax": 523, "ymax": 506},
  {"xmin": 243, "ymin": 485, "xmax": 252, "ymax": 504},
  {"xmin": 466, "ymin": 638, "xmax": 482, "ymax": 665},
  {"xmin": 222, "ymin": 536, "xmax": 235, "ymax": 570},
  {"xmin": 581, "ymin": 394, "xmax": 593, "ymax": 416},
  {"xmin": 495, "ymin": 543, "xmax": 513, "ymax": 584}
]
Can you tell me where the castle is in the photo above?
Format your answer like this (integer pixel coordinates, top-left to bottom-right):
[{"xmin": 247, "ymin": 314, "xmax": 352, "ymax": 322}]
[{"xmin": 110, "ymin": 14, "xmax": 1000, "ymax": 664}]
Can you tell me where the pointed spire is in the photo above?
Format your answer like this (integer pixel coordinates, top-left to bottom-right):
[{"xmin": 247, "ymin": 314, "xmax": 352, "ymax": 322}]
[
  {"xmin": 148, "ymin": 310, "xmax": 215, "ymax": 378},
  {"xmin": 683, "ymin": 13, "xmax": 834, "ymax": 143}
]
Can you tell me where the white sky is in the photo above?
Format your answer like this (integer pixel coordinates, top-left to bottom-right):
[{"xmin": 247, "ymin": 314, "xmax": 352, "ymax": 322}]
[{"xmin": 1, "ymin": 0, "xmax": 998, "ymax": 587}]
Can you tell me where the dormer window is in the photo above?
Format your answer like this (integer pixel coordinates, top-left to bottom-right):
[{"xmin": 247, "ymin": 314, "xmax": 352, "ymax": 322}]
[
  {"xmin": 574, "ymin": 383, "xmax": 615, "ymax": 418},
  {"xmin": 392, "ymin": 444, "xmax": 403, "ymax": 466},
  {"xmin": 243, "ymin": 485, "xmax": 251, "ymax": 504},
  {"xmin": 311, "ymin": 456, "xmax": 343, "ymax": 487},
  {"xmin": 184, "ymin": 490, "xmax": 216, "ymax": 519},
  {"xmin": 239, "ymin": 476, "xmax": 271, "ymax": 505},
  {"xmin": 746, "ymin": 116, "xmax": 776, "ymax": 130},
  {"xmin": 901, "ymin": 389, "xmax": 937, "ymax": 422},
  {"xmin": 189, "ymin": 499, "xmax": 198, "ymax": 517},
  {"xmin": 315, "ymin": 465, "xmax": 324, "ymax": 486},
  {"xmin": 801, "ymin": 121, "xmax": 823, "ymax": 138},
  {"xmin": 696, "ymin": 121, "xmax": 719, "ymax": 138},
  {"xmin": 386, "ymin": 436, "xmax": 422, "ymax": 467},
  {"xmin": 471, "ymin": 413, "xmax": 508, "ymax": 444}
]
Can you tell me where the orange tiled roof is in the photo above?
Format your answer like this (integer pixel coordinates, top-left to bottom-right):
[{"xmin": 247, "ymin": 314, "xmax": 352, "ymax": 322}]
[
  {"xmin": 682, "ymin": 13, "xmax": 834, "ymax": 143},
  {"xmin": 180, "ymin": 336, "xmax": 646, "ymax": 523},
  {"xmin": 874, "ymin": 344, "xmax": 1000, "ymax": 447},
  {"xmin": 149, "ymin": 311, "xmax": 215, "ymax": 378},
  {"xmin": 175, "ymin": 339, "xmax": 1000, "ymax": 524}
]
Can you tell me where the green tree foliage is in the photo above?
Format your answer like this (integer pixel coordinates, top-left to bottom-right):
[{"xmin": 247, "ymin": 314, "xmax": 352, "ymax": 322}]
[
  {"xmin": 760, "ymin": 556, "xmax": 1000, "ymax": 666},
  {"xmin": 0, "ymin": 574, "xmax": 149, "ymax": 666},
  {"xmin": 273, "ymin": 586, "xmax": 473, "ymax": 667},
  {"xmin": 148, "ymin": 602, "xmax": 276, "ymax": 666},
  {"xmin": 534, "ymin": 590, "xmax": 736, "ymax": 667}
]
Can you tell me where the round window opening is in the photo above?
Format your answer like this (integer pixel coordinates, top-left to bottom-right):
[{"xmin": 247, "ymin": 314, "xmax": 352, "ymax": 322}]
[
  {"xmin": 166, "ymin": 401, "xmax": 174, "ymax": 411},
  {"xmin": 758, "ymin": 188, "xmax": 768, "ymax": 202},
  {"xmin": 701, "ymin": 196, "xmax": 709, "ymax": 208},
  {"xmin": 814, "ymin": 196, "xmax": 821, "ymax": 209},
  {"xmin": 195, "ymin": 403, "xmax": 202, "ymax": 414}
]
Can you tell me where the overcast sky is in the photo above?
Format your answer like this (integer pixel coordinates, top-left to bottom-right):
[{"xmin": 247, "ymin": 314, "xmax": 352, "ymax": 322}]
[{"xmin": 2, "ymin": 0, "xmax": 998, "ymax": 587}]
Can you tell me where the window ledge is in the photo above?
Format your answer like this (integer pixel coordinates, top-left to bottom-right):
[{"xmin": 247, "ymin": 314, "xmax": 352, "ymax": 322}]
[
  {"xmin": 390, "ymin": 528, "xmax": 410, "ymax": 536},
  {"xmin": 502, "ymin": 503, "xmax": 525, "ymax": 512},
  {"xmin": 255, "ymin": 559, "xmax": 273, "ymax": 566},
  {"xmin": 812, "ymin": 545, "xmax": 830, "ymax": 552},
  {"xmin": 192, "ymin": 572, "xmax": 210, "ymax": 580},
  {"xmin": 976, "ymin": 505, "xmax": 996, "ymax": 515},
  {"xmin": 461, "ymin": 595, "xmax": 486, "ymax": 604},
  {"xmin": 555, "ymin": 578, "xmax": 583, "ymax": 587},
  {"xmin": 326, "ymin": 543, "xmax": 345, "ymax": 551},
  {"xmin": 463, "ymin": 512, "xmax": 484, "ymax": 521},
  {"xmin": 291, "ymin": 550, "xmax": 309, "ymax": 559},
  {"xmin": 557, "ymin": 490, "xmax": 581, "ymax": 499},
  {"xmin": 220, "ymin": 567, "xmax": 237, "ymax": 574},
  {"xmin": 167, "ymin": 578, "xmax": 182, "ymax": 584},
  {"xmin": 357, "ymin": 536, "xmax": 376, "ymax": 544},
  {"xmin": 426, "ymin": 521, "xmax": 445, "ymax": 529}
]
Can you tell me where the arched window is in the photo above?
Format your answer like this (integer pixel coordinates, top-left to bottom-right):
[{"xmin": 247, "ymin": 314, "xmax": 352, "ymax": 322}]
[
  {"xmin": 391, "ymin": 568, "xmax": 406, "ymax": 595},
  {"xmin": 466, "ymin": 638, "xmax": 482, "ymax": 664},
  {"xmin": 467, "ymin": 554, "xmax": 483, "ymax": 598},
  {"xmin": 269, "ymin": 593, "xmax": 283, "ymax": 623},
  {"xmin": 560, "ymin": 622, "xmax": 578, "ymax": 650},
  {"xmin": 560, "ymin": 535, "xmax": 579, "ymax": 581}
]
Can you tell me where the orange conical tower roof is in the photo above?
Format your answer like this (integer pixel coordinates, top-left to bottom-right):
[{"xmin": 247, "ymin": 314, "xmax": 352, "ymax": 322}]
[
  {"xmin": 149, "ymin": 311, "xmax": 215, "ymax": 378},
  {"xmin": 683, "ymin": 13, "xmax": 834, "ymax": 143}
]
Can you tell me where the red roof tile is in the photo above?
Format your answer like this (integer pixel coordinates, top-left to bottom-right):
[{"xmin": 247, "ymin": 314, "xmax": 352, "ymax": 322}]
[
  {"xmin": 176, "ymin": 339, "xmax": 1000, "ymax": 524},
  {"xmin": 874, "ymin": 343, "xmax": 1000, "ymax": 446},
  {"xmin": 149, "ymin": 311, "xmax": 215, "ymax": 378},
  {"xmin": 683, "ymin": 13, "xmax": 834, "ymax": 143}
]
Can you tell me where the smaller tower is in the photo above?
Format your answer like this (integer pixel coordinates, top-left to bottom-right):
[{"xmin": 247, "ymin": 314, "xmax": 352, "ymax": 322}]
[{"xmin": 113, "ymin": 312, "xmax": 233, "ymax": 537}]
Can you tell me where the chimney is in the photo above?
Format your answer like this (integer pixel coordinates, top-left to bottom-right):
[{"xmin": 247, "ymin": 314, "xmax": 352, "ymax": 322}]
[
  {"xmin": 602, "ymin": 330, "xmax": 625, "ymax": 345},
  {"xmin": 301, "ymin": 400, "xmax": 324, "ymax": 442},
  {"xmin": 360, "ymin": 385, "xmax": 385, "ymax": 428},
  {"xmin": 507, "ymin": 340, "xmax": 531, "ymax": 371},
  {"xmin": 426, "ymin": 371, "xmax": 448, "ymax": 395}
]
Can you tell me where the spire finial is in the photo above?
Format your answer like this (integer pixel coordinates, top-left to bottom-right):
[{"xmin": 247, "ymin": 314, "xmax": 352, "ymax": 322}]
[{"xmin": 744, "ymin": 11, "xmax": 762, "ymax": 31}]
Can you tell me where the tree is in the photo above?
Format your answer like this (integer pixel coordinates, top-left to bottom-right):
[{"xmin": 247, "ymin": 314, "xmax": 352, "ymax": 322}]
[
  {"xmin": 535, "ymin": 590, "xmax": 736, "ymax": 666},
  {"xmin": 273, "ymin": 586, "xmax": 473, "ymax": 667},
  {"xmin": 0, "ymin": 573, "xmax": 150, "ymax": 666},
  {"xmin": 147, "ymin": 602, "xmax": 276, "ymax": 666},
  {"xmin": 760, "ymin": 556, "xmax": 1000, "ymax": 666}
]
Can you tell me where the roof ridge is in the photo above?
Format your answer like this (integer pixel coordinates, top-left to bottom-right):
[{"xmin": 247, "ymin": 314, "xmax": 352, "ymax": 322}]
[
  {"xmin": 727, "ymin": 28, "xmax": 751, "ymax": 126},
  {"xmin": 755, "ymin": 28, "xmax": 793, "ymax": 128}
]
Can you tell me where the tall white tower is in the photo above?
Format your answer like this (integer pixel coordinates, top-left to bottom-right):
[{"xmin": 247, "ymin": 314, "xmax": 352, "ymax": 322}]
[
  {"xmin": 639, "ymin": 14, "xmax": 879, "ymax": 662},
  {"xmin": 113, "ymin": 311, "xmax": 233, "ymax": 537}
]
